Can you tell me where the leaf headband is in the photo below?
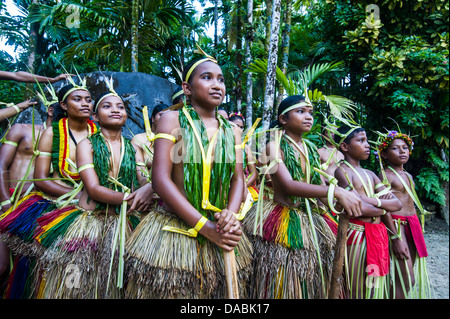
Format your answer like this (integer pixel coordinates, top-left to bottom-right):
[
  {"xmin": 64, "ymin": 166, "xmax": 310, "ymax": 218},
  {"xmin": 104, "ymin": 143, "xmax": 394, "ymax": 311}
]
[
  {"xmin": 184, "ymin": 44, "xmax": 218, "ymax": 83},
  {"xmin": 95, "ymin": 75, "xmax": 123, "ymax": 111}
]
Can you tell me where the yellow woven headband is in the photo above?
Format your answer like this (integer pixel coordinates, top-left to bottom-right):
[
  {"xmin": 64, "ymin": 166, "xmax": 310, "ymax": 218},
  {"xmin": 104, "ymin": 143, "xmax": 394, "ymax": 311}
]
[
  {"xmin": 172, "ymin": 89, "xmax": 184, "ymax": 102},
  {"xmin": 61, "ymin": 87, "xmax": 89, "ymax": 103},
  {"xmin": 184, "ymin": 57, "xmax": 218, "ymax": 83},
  {"xmin": 280, "ymin": 101, "xmax": 313, "ymax": 115},
  {"xmin": 94, "ymin": 92, "xmax": 122, "ymax": 111}
]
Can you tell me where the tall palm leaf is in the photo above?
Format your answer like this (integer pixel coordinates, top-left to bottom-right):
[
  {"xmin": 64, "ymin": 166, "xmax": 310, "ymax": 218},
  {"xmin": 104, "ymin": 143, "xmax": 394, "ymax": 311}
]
[{"xmin": 247, "ymin": 58, "xmax": 355, "ymax": 118}]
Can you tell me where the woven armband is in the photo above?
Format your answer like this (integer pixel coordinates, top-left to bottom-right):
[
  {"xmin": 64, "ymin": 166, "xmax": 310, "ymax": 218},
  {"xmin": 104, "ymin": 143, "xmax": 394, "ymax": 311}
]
[
  {"xmin": 38, "ymin": 151, "xmax": 52, "ymax": 157},
  {"xmin": 78, "ymin": 163, "xmax": 94, "ymax": 173},
  {"xmin": 2, "ymin": 140, "xmax": 18, "ymax": 147},
  {"xmin": 153, "ymin": 133, "xmax": 176, "ymax": 143}
]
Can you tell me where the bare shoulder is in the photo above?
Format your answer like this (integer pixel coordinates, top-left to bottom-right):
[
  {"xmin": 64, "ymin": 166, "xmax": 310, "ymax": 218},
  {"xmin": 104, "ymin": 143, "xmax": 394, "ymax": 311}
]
[
  {"xmin": 131, "ymin": 132, "xmax": 147, "ymax": 145},
  {"xmin": 157, "ymin": 110, "xmax": 180, "ymax": 134},
  {"xmin": 5, "ymin": 123, "xmax": 32, "ymax": 140}
]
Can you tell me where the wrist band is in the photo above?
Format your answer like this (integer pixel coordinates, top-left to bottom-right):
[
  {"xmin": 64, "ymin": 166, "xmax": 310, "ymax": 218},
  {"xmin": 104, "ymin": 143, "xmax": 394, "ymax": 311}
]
[
  {"xmin": 1, "ymin": 199, "xmax": 11, "ymax": 207},
  {"xmin": 162, "ymin": 215, "xmax": 209, "ymax": 238},
  {"xmin": 12, "ymin": 105, "xmax": 21, "ymax": 114},
  {"xmin": 376, "ymin": 197, "xmax": 382, "ymax": 208},
  {"xmin": 390, "ymin": 234, "xmax": 401, "ymax": 240}
]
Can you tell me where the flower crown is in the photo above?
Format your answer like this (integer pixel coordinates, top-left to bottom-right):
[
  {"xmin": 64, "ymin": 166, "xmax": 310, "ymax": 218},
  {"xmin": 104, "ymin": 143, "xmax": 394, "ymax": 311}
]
[
  {"xmin": 377, "ymin": 130, "xmax": 414, "ymax": 166},
  {"xmin": 229, "ymin": 112, "xmax": 244, "ymax": 120}
]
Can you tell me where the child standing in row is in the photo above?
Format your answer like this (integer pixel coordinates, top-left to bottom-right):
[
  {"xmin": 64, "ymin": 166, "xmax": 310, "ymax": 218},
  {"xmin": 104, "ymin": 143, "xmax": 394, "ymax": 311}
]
[
  {"xmin": 242, "ymin": 95, "xmax": 362, "ymax": 299},
  {"xmin": 125, "ymin": 56, "xmax": 253, "ymax": 298},
  {"xmin": 378, "ymin": 131, "xmax": 431, "ymax": 299},
  {"xmin": 334, "ymin": 125, "xmax": 402, "ymax": 299},
  {"xmin": 35, "ymin": 89, "xmax": 153, "ymax": 298}
]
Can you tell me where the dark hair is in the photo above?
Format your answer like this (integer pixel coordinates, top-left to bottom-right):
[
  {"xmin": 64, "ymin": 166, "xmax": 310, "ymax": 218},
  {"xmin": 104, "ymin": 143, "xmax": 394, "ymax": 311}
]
[
  {"xmin": 57, "ymin": 84, "xmax": 74, "ymax": 103},
  {"xmin": 229, "ymin": 113, "xmax": 244, "ymax": 124},
  {"xmin": 172, "ymin": 86, "xmax": 184, "ymax": 104},
  {"xmin": 182, "ymin": 58, "xmax": 218, "ymax": 84},
  {"xmin": 151, "ymin": 103, "xmax": 169, "ymax": 119},
  {"xmin": 274, "ymin": 95, "xmax": 307, "ymax": 128},
  {"xmin": 334, "ymin": 124, "xmax": 365, "ymax": 145},
  {"xmin": 52, "ymin": 101, "xmax": 67, "ymax": 123}
]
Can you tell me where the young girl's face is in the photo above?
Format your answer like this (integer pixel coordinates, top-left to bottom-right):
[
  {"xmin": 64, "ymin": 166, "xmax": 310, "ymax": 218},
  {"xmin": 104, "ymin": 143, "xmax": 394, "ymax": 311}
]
[
  {"xmin": 280, "ymin": 104, "xmax": 314, "ymax": 134},
  {"xmin": 62, "ymin": 90, "xmax": 93, "ymax": 119},
  {"xmin": 230, "ymin": 118, "xmax": 244, "ymax": 131},
  {"xmin": 382, "ymin": 138, "xmax": 410, "ymax": 166},
  {"xmin": 185, "ymin": 61, "xmax": 225, "ymax": 109},
  {"xmin": 94, "ymin": 95, "xmax": 127, "ymax": 127},
  {"xmin": 152, "ymin": 110, "xmax": 167, "ymax": 131}
]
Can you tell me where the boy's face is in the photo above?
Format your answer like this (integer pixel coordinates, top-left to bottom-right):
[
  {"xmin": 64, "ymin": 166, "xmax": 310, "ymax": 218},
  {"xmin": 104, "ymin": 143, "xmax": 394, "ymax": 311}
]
[
  {"xmin": 342, "ymin": 131, "xmax": 370, "ymax": 160},
  {"xmin": 61, "ymin": 90, "xmax": 93, "ymax": 119},
  {"xmin": 280, "ymin": 104, "xmax": 314, "ymax": 134},
  {"xmin": 93, "ymin": 95, "xmax": 127, "ymax": 127},
  {"xmin": 382, "ymin": 138, "xmax": 410, "ymax": 166}
]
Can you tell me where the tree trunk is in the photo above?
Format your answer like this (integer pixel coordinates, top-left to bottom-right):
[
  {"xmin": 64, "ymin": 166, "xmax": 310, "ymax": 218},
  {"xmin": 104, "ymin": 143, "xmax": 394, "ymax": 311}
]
[
  {"xmin": 26, "ymin": 0, "xmax": 39, "ymax": 74},
  {"xmin": 214, "ymin": 0, "xmax": 219, "ymax": 55},
  {"xmin": 131, "ymin": 0, "xmax": 139, "ymax": 72},
  {"xmin": 274, "ymin": 0, "xmax": 292, "ymax": 116},
  {"xmin": 244, "ymin": 0, "xmax": 254, "ymax": 129},
  {"xmin": 262, "ymin": 0, "xmax": 282, "ymax": 130},
  {"xmin": 235, "ymin": 0, "xmax": 243, "ymax": 112}
]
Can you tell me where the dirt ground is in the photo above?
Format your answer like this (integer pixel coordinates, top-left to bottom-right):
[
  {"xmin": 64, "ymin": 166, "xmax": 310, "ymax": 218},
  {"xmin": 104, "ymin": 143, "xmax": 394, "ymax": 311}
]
[{"xmin": 423, "ymin": 215, "xmax": 449, "ymax": 299}]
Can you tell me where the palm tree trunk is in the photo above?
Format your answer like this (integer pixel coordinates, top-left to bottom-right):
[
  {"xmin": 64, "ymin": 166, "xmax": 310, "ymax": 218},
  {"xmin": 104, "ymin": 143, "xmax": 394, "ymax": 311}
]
[
  {"xmin": 274, "ymin": 0, "xmax": 292, "ymax": 115},
  {"xmin": 235, "ymin": 0, "xmax": 243, "ymax": 112},
  {"xmin": 26, "ymin": 0, "xmax": 39, "ymax": 73},
  {"xmin": 131, "ymin": 0, "xmax": 139, "ymax": 72},
  {"xmin": 262, "ymin": 0, "xmax": 282, "ymax": 130},
  {"xmin": 214, "ymin": 0, "xmax": 219, "ymax": 54},
  {"xmin": 244, "ymin": 0, "xmax": 254, "ymax": 129}
]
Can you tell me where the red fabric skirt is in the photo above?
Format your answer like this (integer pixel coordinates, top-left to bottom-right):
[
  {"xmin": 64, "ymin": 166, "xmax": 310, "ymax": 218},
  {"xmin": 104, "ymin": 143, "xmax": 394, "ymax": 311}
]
[
  {"xmin": 348, "ymin": 219, "xmax": 390, "ymax": 277},
  {"xmin": 391, "ymin": 214, "xmax": 428, "ymax": 258}
]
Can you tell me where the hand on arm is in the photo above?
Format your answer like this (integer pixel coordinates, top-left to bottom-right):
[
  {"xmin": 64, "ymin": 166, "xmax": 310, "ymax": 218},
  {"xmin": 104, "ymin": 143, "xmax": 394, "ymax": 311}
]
[{"xmin": 125, "ymin": 144, "xmax": 154, "ymax": 213}]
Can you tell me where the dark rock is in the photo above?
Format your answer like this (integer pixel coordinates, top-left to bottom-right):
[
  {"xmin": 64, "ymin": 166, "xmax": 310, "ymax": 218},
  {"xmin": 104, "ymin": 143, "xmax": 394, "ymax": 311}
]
[{"xmin": 16, "ymin": 71, "xmax": 178, "ymax": 139}]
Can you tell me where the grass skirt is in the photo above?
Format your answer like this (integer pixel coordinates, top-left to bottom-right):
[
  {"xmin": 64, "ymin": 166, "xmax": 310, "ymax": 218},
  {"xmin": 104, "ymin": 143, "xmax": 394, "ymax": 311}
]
[
  {"xmin": 124, "ymin": 205, "xmax": 253, "ymax": 299},
  {"xmin": 0, "ymin": 192, "xmax": 58, "ymax": 258},
  {"xmin": 345, "ymin": 220, "xmax": 390, "ymax": 299},
  {"xmin": 241, "ymin": 199, "xmax": 336, "ymax": 299},
  {"xmin": 32, "ymin": 208, "xmax": 140, "ymax": 299}
]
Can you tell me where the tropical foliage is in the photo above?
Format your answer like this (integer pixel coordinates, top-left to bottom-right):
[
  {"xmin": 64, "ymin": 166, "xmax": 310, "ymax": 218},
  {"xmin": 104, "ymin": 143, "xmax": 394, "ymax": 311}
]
[{"xmin": 0, "ymin": 0, "xmax": 448, "ymax": 208}]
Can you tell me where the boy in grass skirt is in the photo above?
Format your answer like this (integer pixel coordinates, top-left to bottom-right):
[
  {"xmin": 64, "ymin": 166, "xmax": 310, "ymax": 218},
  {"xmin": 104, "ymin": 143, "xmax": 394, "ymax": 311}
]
[
  {"xmin": 333, "ymin": 124, "xmax": 402, "ymax": 299},
  {"xmin": 241, "ymin": 95, "xmax": 362, "ymax": 299},
  {"xmin": 125, "ymin": 54, "xmax": 253, "ymax": 299},
  {"xmin": 33, "ymin": 82, "xmax": 154, "ymax": 299},
  {"xmin": 377, "ymin": 130, "xmax": 432, "ymax": 298},
  {"xmin": 0, "ymin": 82, "xmax": 98, "ymax": 298}
]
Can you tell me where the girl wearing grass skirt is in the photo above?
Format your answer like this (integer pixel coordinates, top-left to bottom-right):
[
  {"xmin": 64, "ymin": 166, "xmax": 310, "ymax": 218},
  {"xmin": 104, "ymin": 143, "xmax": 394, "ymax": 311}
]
[
  {"xmin": 125, "ymin": 53, "xmax": 253, "ymax": 299},
  {"xmin": 241, "ymin": 95, "xmax": 363, "ymax": 299},
  {"xmin": 377, "ymin": 131, "xmax": 432, "ymax": 299},
  {"xmin": 33, "ymin": 88, "xmax": 154, "ymax": 299},
  {"xmin": 0, "ymin": 83, "xmax": 97, "ymax": 298}
]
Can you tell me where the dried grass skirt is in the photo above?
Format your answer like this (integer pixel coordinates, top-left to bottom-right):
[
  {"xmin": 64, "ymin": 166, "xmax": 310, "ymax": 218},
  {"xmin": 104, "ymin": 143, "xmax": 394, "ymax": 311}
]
[{"xmin": 124, "ymin": 205, "xmax": 253, "ymax": 299}]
